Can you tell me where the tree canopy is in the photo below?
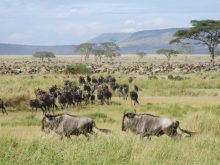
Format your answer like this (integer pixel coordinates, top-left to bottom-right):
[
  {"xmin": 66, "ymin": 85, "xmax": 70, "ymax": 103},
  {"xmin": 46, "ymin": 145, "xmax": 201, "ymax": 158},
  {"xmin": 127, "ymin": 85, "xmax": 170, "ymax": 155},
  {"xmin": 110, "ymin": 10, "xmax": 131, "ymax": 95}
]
[
  {"xmin": 156, "ymin": 49, "xmax": 179, "ymax": 63},
  {"xmin": 32, "ymin": 51, "xmax": 55, "ymax": 61},
  {"xmin": 76, "ymin": 43, "xmax": 95, "ymax": 63},
  {"xmin": 170, "ymin": 20, "xmax": 220, "ymax": 65},
  {"xmin": 93, "ymin": 46, "xmax": 105, "ymax": 62},
  {"xmin": 101, "ymin": 42, "xmax": 120, "ymax": 59},
  {"xmin": 178, "ymin": 43, "xmax": 193, "ymax": 54},
  {"xmin": 136, "ymin": 52, "xmax": 147, "ymax": 59}
]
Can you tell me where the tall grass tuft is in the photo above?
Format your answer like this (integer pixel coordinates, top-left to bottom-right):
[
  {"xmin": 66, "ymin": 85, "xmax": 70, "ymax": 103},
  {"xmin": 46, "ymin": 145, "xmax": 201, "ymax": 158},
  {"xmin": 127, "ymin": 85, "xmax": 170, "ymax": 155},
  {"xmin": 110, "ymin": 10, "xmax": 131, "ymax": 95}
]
[{"xmin": 65, "ymin": 63, "xmax": 90, "ymax": 74}]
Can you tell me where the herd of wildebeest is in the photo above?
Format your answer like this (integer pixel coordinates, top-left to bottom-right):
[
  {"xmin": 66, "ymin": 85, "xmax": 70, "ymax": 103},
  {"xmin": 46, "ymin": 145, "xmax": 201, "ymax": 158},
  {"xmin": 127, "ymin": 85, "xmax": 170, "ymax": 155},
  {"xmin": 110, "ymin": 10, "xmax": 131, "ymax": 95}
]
[
  {"xmin": 1, "ymin": 60, "xmax": 220, "ymax": 75},
  {"xmin": 0, "ymin": 74, "xmax": 196, "ymax": 140}
]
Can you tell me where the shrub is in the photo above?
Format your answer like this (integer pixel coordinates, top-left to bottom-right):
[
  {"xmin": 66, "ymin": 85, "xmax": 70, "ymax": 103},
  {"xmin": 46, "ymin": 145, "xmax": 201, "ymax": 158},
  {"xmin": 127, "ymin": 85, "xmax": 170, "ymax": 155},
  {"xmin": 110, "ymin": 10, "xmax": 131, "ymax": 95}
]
[
  {"xmin": 65, "ymin": 63, "xmax": 90, "ymax": 74},
  {"xmin": 32, "ymin": 51, "xmax": 55, "ymax": 61}
]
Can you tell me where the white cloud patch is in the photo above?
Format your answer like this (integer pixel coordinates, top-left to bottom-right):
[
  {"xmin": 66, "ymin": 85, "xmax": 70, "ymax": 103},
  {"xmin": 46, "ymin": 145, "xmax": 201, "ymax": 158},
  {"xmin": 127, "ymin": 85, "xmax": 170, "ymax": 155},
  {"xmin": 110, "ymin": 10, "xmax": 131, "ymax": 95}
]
[
  {"xmin": 8, "ymin": 32, "xmax": 32, "ymax": 43},
  {"xmin": 56, "ymin": 22, "xmax": 107, "ymax": 36},
  {"xmin": 122, "ymin": 17, "xmax": 167, "ymax": 32}
]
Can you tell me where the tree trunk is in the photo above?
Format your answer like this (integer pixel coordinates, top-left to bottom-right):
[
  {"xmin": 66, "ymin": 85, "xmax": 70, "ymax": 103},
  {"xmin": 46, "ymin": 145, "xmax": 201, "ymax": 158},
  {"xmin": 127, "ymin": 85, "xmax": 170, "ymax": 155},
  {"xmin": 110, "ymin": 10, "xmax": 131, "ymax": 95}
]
[
  {"xmin": 81, "ymin": 54, "xmax": 83, "ymax": 63},
  {"xmin": 166, "ymin": 55, "xmax": 171, "ymax": 64},
  {"xmin": 208, "ymin": 46, "xmax": 215, "ymax": 66}
]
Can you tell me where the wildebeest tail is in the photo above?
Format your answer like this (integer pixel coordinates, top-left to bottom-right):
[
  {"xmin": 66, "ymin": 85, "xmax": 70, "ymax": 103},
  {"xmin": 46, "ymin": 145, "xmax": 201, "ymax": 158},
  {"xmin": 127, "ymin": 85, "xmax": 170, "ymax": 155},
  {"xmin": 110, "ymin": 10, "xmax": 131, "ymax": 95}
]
[
  {"xmin": 92, "ymin": 121, "xmax": 111, "ymax": 133},
  {"xmin": 179, "ymin": 127, "xmax": 196, "ymax": 137},
  {"xmin": 136, "ymin": 99, "xmax": 139, "ymax": 104}
]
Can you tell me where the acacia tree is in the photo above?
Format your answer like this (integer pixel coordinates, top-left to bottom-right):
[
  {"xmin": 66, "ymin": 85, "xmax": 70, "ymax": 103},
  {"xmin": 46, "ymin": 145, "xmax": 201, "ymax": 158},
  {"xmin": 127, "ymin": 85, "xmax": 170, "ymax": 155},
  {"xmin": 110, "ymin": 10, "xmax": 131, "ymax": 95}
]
[
  {"xmin": 76, "ymin": 43, "xmax": 95, "ymax": 63},
  {"xmin": 32, "ymin": 51, "xmax": 55, "ymax": 61},
  {"xmin": 136, "ymin": 52, "xmax": 147, "ymax": 60},
  {"xmin": 178, "ymin": 43, "xmax": 193, "ymax": 55},
  {"xmin": 156, "ymin": 49, "xmax": 179, "ymax": 63},
  {"xmin": 170, "ymin": 20, "xmax": 220, "ymax": 65},
  {"xmin": 93, "ymin": 47, "xmax": 105, "ymax": 62},
  {"xmin": 101, "ymin": 42, "xmax": 120, "ymax": 60}
]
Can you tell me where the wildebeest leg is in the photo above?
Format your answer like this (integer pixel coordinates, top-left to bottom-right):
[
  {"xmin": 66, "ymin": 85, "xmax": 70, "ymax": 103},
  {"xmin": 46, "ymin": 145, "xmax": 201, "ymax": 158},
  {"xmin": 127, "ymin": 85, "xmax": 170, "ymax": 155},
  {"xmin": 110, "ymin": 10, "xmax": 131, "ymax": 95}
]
[
  {"xmin": 163, "ymin": 127, "xmax": 176, "ymax": 137},
  {"xmin": 141, "ymin": 132, "xmax": 151, "ymax": 140},
  {"xmin": 60, "ymin": 134, "xmax": 64, "ymax": 140},
  {"xmin": 3, "ymin": 107, "xmax": 8, "ymax": 115},
  {"xmin": 90, "ymin": 131, "xmax": 98, "ymax": 137},
  {"xmin": 66, "ymin": 134, "xmax": 71, "ymax": 139},
  {"xmin": 51, "ymin": 107, "xmax": 54, "ymax": 114},
  {"xmin": 41, "ymin": 107, "xmax": 45, "ymax": 115},
  {"xmin": 83, "ymin": 133, "xmax": 90, "ymax": 140},
  {"xmin": 53, "ymin": 103, "xmax": 58, "ymax": 111}
]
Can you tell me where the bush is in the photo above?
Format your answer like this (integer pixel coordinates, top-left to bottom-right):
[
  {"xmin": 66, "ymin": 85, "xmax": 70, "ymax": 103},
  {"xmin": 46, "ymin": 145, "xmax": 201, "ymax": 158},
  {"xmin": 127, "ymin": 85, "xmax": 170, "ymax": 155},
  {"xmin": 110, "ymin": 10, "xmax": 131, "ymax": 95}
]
[
  {"xmin": 65, "ymin": 63, "xmax": 90, "ymax": 74},
  {"xmin": 32, "ymin": 51, "xmax": 55, "ymax": 61}
]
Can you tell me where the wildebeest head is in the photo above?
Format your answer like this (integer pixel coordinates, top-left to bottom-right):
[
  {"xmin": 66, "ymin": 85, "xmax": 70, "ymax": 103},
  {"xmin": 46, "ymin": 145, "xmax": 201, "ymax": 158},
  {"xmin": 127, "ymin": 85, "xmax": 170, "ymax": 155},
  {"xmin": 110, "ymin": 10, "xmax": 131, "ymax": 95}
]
[
  {"xmin": 41, "ymin": 114, "xmax": 61, "ymax": 132},
  {"xmin": 122, "ymin": 112, "xmax": 136, "ymax": 131}
]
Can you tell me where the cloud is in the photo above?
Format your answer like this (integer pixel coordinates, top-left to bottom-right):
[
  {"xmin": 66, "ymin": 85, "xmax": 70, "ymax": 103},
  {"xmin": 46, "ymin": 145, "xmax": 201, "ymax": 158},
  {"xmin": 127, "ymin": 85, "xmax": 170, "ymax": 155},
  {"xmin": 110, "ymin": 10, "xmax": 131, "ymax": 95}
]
[
  {"xmin": 8, "ymin": 32, "xmax": 32, "ymax": 43},
  {"xmin": 122, "ymin": 17, "xmax": 167, "ymax": 32},
  {"xmin": 56, "ymin": 22, "xmax": 106, "ymax": 36}
]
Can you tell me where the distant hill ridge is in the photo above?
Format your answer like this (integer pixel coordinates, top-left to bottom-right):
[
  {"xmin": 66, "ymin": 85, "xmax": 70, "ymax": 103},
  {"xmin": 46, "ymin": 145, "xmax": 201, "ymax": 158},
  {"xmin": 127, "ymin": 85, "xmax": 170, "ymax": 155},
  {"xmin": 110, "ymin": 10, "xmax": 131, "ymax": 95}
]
[
  {"xmin": 0, "ymin": 28, "xmax": 208, "ymax": 55},
  {"xmin": 0, "ymin": 43, "xmax": 77, "ymax": 55}
]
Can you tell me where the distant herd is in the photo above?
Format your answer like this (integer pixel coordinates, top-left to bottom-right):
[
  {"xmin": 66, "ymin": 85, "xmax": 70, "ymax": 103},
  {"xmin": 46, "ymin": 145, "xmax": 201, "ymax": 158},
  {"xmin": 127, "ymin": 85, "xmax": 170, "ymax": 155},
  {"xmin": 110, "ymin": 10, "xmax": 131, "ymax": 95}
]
[
  {"xmin": 0, "ymin": 75, "xmax": 195, "ymax": 139},
  {"xmin": 29, "ymin": 75, "xmax": 139, "ymax": 114}
]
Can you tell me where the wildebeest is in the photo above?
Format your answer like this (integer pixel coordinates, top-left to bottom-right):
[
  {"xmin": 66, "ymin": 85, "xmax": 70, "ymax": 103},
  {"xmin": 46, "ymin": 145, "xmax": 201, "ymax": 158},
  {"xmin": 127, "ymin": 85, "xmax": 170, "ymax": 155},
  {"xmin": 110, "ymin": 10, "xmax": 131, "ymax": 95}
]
[
  {"xmin": 34, "ymin": 88, "xmax": 58, "ymax": 113},
  {"xmin": 41, "ymin": 114, "xmax": 110, "ymax": 140},
  {"xmin": 90, "ymin": 94, "xmax": 95, "ymax": 104},
  {"xmin": 130, "ymin": 91, "xmax": 139, "ymax": 106},
  {"xmin": 83, "ymin": 90, "xmax": 91, "ymax": 105},
  {"xmin": 29, "ymin": 99, "xmax": 46, "ymax": 113},
  {"xmin": 86, "ymin": 75, "xmax": 91, "ymax": 84},
  {"xmin": 79, "ymin": 76, "xmax": 86, "ymax": 85},
  {"xmin": 0, "ymin": 99, "xmax": 7, "ymax": 115},
  {"xmin": 130, "ymin": 85, "xmax": 139, "ymax": 106},
  {"xmin": 128, "ymin": 77, "xmax": 133, "ymax": 83},
  {"xmin": 119, "ymin": 84, "xmax": 129, "ymax": 100},
  {"xmin": 122, "ymin": 112, "xmax": 194, "ymax": 139}
]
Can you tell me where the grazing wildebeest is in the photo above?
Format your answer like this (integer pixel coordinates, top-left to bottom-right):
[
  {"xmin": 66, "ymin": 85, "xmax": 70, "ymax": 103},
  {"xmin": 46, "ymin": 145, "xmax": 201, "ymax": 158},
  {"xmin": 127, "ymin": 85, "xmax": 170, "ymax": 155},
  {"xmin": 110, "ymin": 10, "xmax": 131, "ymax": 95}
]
[
  {"xmin": 86, "ymin": 75, "xmax": 91, "ymax": 84},
  {"xmin": 34, "ymin": 88, "xmax": 58, "ymax": 113},
  {"xmin": 90, "ymin": 94, "xmax": 95, "ymax": 104},
  {"xmin": 41, "ymin": 114, "xmax": 111, "ymax": 140},
  {"xmin": 128, "ymin": 77, "xmax": 133, "ymax": 83},
  {"xmin": 79, "ymin": 76, "xmax": 86, "ymax": 85},
  {"xmin": 110, "ymin": 82, "xmax": 119, "ymax": 92},
  {"xmin": 103, "ymin": 88, "xmax": 112, "ymax": 104},
  {"xmin": 92, "ymin": 77, "xmax": 98, "ymax": 84},
  {"xmin": 0, "ymin": 99, "xmax": 7, "ymax": 115},
  {"xmin": 134, "ymin": 85, "xmax": 139, "ymax": 92},
  {"xmin": 119, "ymin": 84, "xmax": 129, "ymax": 100},
  {"xmin": 97, "ymin": 89, "xmax": 105, "ymax": 104},
  {"xmin": 130, "ymin": 85, "xmax": 139, "ymax": 106},
  {"xmin": 122, "ymin": 112, "xmax": 194, "ymax": 139},
  {"xmin": 29, "ymin": 99, "xmax": 46, "ymax": 113},
  {"xmin": 83, "ymin": 90, "xmax": 91, "ymax": 105},
  {"xmin": 130, "ymin": 91, "xmax": 139, "ymax": 106}
]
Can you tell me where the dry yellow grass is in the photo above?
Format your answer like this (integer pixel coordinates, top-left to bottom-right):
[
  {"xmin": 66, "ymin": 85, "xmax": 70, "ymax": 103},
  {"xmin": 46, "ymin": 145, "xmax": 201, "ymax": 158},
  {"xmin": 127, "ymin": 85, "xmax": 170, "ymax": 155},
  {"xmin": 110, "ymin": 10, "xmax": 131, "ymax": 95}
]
[{"xmin": 0, "ymin": 55, "xmax": 220, "ymax": 164}]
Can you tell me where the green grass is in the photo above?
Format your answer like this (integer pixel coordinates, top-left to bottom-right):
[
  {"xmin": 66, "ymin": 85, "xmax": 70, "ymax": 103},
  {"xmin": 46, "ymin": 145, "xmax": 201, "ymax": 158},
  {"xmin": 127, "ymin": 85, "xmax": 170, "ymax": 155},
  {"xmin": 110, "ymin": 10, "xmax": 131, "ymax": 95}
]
[
  {"xmin": 0, "ymin": 114, "xmax": 40, "ymax": 127},
  {"xmin": 1, "ymin": 66, "xmax": 220, "ymax": 164}
]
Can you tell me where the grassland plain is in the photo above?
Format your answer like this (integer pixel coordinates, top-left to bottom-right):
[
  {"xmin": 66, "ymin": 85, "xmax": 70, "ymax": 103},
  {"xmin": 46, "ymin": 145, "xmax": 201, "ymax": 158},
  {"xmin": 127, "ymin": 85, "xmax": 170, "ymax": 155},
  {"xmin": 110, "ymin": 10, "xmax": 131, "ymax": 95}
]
[{"xmin": 0, "ymin": 56, "xmax": 220, "ymax": 165}]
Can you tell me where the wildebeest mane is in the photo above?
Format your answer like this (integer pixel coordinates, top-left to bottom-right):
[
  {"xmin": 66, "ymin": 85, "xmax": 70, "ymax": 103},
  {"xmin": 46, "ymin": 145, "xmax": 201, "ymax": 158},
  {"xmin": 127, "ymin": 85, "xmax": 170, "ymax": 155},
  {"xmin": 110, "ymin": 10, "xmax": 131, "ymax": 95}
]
[
  {"xmin": 124, "ymin": 112, "xmax": 159, "ymax": 118},
  {"xmin": 137, "ymin": 113, "xmax": 159, "ymax": 117},
  {"xmin": 45, "ymin": 113, "xmax": 78, "ymax": 118}
]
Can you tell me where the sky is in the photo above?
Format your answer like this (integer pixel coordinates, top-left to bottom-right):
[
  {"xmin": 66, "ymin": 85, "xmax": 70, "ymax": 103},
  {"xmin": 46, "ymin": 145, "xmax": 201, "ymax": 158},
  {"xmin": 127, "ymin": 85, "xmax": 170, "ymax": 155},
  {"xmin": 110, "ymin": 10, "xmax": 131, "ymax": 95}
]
[{"xmin": 0, "ymin": 0, "xmax": 219, "ymax": 45}]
